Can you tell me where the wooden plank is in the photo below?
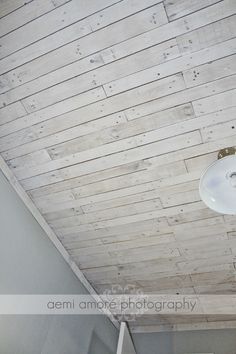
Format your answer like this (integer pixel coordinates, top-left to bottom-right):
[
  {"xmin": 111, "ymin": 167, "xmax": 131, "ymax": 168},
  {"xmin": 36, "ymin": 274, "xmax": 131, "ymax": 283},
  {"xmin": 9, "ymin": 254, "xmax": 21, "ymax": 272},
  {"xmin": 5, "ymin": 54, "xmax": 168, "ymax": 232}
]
[
  {"xmin": 133, "ymin": 275, "xmax": 193, "ymax": 291},
  {"xmin": 1, "ymin": 40, "xmax": 235, "ymax": 139},
  {"xmin": 44, "ymin": 206, "xmax": 84, "ymax": 222},
  {"xmin": 34, "ymin": 162, "xmax": 187, "ymax": 214},
  {"xmin": 7, "ymin": 149, "xmax": 52, "ymax": 170},
  {"xmin": 193, "ymin": 88, "xmax": 236, "ymax": 116},
  {"xmin": 0, "ymin": 0, "xmax": 32, "ymax": 19},
  {"xmin": 0, "ymin": 0, "xmax": 70, "ymax": 37},
  {"xmin": 224, "ymin": 215, "xmax": 236, "ymax": 229},
  {"xmin": 183, "ymin": 248, "xmax": 233, "ymax": 263},
  {"xmin": 23, "ymin": 106, "xmax": 232, "ymax": 185},
  {"xmin": 60, "ymin": 217, "xmax": 170, "ymax": 243},
  {"xmin": 1, "ymin": 0, "xmax": 234, "ymax": 89},
  {"xmin": 4, "ymin": 91, "xmax": 234, "ymax": 178},
  {"xmin": 183, "ymin": 54, "xmax": 236, "ymax": 88},
  {"xmin": 26, "ymin": 132, "xmax": 231, "ymax": 211},
  {"xmin": 82, "ymin": 257, "xmax": 179, "ymax": 281},
  {"xmin": 174, "ymin": 217, "xmax": 226, "ymax": 241},
  {"xmin": 0, "ymin": 0, "xmax": 162, "ymax": 76},
  {"xmin": 0, "ymin": 2, "xmax": 167, "ymax": 85},
  {"xmin": 23, "ymin": 84, "xmax": 106, "ymax": 115},
  {"xmin": 103, "ymin": 35, "xmax": 236, "ymax": 96},
  {"xmin": 160, "ymin": 179, "xmax": 199, "ymax": 194},
  {"xmin": 164, "ymin": 0, "xmax": 221, "ymax": 21},
  {"xmin": 34, "ymin": 161, "xmax": 187, "ymax": 212},
  {"xmin": 30, "ymin": 163, "xmax": 182, "ymax": 208},
  {"xmin": 50, "ymin": 198, "xmax": 163, "ymax": 228},
  {"xmin": 174, "ymin": 224, "xmax": 229, "ymax": 243},
  {"xmin": 179, "ymin": 237, "xmax": 231, "ymax": 259},
  {"xmin": 125, "ymin": 73, "xmax": 236, "ymax": 120},
  {"xmin": 185, "ymin": 152, "xmax": 217, "ymax": 173},
  {"xmin": 195, "ymin": 283, "xmax": 236, "ymax": 294},
  {"xmin": 33, "ymin": 171, "xmax": 200, "ymax": 217},
  {"xmin": 67, "ymin": 232, "xmax": 175, "ymax": 258},
  {"xmin": 161, "ymin": 189, "xmax": 200, "ymax": 208},
  {"xmin": 201, "ymin": 119, "xmax": 236, "ymax": 143},
  {"xmin": 131, "ymin": 320, "xmax": 236, "ymax": 333},
  {"xmin": 81, "ymin": 190, "xmax": 163, "ymax": 213},
  {"xmin": 0, "ymin": 86, "xmax": 107, "ymax": 149},
  {"xmin": 1, "ymin": 21, "xmax": 176, "ymax": 106},
  {"xmin": 191, "ymin": 269, "xmax": 235, "ymax": 286},
  {"xmin": 46, "ymin": 103, "xmax": 194, "ymax": 160},
  {"xmin": 18, "ymin": 131, "xmax": 201, "ymax": 188},
  {"xmin": 28, "ymin": 160, "xmax": 150, "ymax": 198},
  {"xmin": 177, "ymin": 254, "xmax": 235, "ymax": 274},
  {"xmin": 0, "ymin": 101, "xmax": 26, "ymax": 125},
  {"xmin": 146, "ymin": 135, "xmax": 236, "ymax": 174},
  {"xmin": 0, "ymin": 101, "xmax": 192, "ymax": 158},
  {"xmin": 21, "ymin": 39, "xmax": 179, "ymax": 112},
  {"xmin": 102, "ymin": 0, "xmax": 236, "ymax": 80},
  {"xmin": 18, "ymin": 104, "xmax": 236, "ymax": 190},
  {"xmin": 38, "ymin": 189, "xmax": 76, "ymax": 206},
  {"xmin": 132, "ymin": 315, "xmax": 210, "ymax": 327},
  {"xmin": 0, "ymin": 73, "xmax": 186, "ymax": 155},
  {"xmin": 56, "ymin": 201, "xmax": 205, "ymax": 235},
  {"xmin": 12, "ymin": 113, "xmax": 207, "ymax": 180},
  {"xmin": 83, "ymin": 255, "xmax": 234, "ymax": 284},
  {"xmin": 65, "ymin": 232, "xmax": 175, "ymax": 253},
  {"xmin": 0, "ymin": 111, "xmax": 127, "ymax": 153},
  {"xmin": 174, "ymin": 215, "xmax": 225, "ymax": 230},
  {"xmin": 0, "ymin": 0, "xmax": 121, "ymax": 59},
  {"xmin": 167, "ymin": 208, "xmax": 217, "ymax": 226},
  {"xmin": 0, "ymin": 15, "xmax": 92, "ymax": 78},
  {"xmin": 96, "ymin": 275, "xmax": 194, "ymax": 291},
  {"xmin": 177, "ymin": 14, "xmax": 236, "ymax": 54},
  {"xmin": 74, "ymin": 244, "xmax": 181, "ymax": 269},
  {"xmin": 1, "ymin": 4, "xmax": 168, "ymax": 99}
]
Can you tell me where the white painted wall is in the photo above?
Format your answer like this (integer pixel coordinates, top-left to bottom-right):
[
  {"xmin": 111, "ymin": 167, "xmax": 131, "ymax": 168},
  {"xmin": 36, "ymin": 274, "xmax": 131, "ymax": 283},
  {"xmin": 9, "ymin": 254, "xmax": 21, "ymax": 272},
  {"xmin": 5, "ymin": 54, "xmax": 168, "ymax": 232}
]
[{"xmin": 0, "ymin": 171, "xmax": 118, "ymax": 354}]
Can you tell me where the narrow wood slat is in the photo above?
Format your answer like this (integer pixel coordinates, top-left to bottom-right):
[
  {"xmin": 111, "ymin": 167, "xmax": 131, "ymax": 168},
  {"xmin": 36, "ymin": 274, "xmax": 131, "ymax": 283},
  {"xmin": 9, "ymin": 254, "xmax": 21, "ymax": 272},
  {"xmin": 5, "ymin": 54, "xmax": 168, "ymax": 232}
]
[
  {"xmin": 177, "ymin": 14, "xmax": 236, "ymax": 54},
  {"xmin": 21, "ymin": 39, "xmax": 179, "ymax": 112},
  {"xmin": 193, "ymin": 88, "xmax": 236, "ymax": 116},
  {"xmin": 13, "ymin": 102, "xmax": 236, "ymax": 180},
  {"xmin": 0, "ymin": 73, "xmax": 185, "ymax": 153},
  {"xmin": 164, "ymin": 0, "xmax": 222, "ymax": 21},
  {"xmin": 201, "ymin": 118, "xmax": 236, "ymax": 142},
  {"xmin": 0, "ymin": 0, "xmax": 70, "ymax": 38},
  {"xmin": 0, "ymin": 0, "xmax": 121, "ymax": 59},
  {"xmin": 183, "ymin": 54, "xmax": 236, "ymax": 88},
  {"xmin": 34, "ymin": 161, "xmax": 187, "ymax": 213},
  {"xmin": 2, "ymin": 72, "xmax": 236, "ymax": 165},
  {"xmin": 0, "ymin": 0, "xmax": 32, "ymax": 19},
  {"xmin": 0, "ymin": 101, "xmax": 26, "ymax": 125},
  {"xmin": 0, "ymin": 2, "xmax": 167, "ymax": 83},
  {"xmin": 103, "ymin": 36, "xmax": 236, "ymax": 96}
]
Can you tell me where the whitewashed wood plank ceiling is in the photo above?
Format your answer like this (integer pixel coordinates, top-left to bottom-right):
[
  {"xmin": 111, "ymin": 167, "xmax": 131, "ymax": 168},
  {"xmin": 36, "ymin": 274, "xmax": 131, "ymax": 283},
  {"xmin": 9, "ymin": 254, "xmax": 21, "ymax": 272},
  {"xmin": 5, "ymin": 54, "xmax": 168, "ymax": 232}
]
[{"xmin": 0, "ymin": 0, "xmax": 236, "ymax": 331}]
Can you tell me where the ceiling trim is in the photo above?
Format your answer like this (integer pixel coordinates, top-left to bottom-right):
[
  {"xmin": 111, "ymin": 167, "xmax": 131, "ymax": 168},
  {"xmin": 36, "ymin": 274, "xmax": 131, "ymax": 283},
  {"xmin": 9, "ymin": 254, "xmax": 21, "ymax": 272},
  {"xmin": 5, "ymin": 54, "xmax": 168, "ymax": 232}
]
[
  {"xmin": 0, "ymin": 154, "xmax": 119, "ymax": 329},
  {"xmin": 131, "ymin": 320, "xmax": 236, "ymax": 333}
]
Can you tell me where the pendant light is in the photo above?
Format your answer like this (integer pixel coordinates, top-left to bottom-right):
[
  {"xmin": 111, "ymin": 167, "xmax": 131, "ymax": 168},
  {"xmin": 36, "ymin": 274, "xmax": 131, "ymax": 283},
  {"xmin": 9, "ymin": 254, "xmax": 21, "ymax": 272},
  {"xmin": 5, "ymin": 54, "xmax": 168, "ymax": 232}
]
[{"xmin": 199, "ymin": 147, "xmax": 236, "ymax": 215}]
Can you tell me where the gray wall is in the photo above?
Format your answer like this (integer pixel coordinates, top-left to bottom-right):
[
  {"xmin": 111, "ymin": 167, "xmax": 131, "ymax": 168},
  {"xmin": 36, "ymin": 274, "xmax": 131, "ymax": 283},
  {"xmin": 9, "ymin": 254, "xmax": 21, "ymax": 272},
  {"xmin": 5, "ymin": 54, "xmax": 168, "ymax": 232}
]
[
  {"xmin": 0, "ymin": 171, "xmax": 118, "ymax": 354},
  {"xmin": 133, "ymin": 326, "xmax": 236, "ymax": 353}
]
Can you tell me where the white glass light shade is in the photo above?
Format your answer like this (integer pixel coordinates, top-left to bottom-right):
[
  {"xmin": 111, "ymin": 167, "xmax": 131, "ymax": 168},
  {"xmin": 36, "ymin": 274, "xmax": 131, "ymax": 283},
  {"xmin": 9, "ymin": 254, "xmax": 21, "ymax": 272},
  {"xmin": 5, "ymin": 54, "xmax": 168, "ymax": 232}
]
[{"xmin": 199, "ymin": 155, "xmax": 236, "ymax": 215}]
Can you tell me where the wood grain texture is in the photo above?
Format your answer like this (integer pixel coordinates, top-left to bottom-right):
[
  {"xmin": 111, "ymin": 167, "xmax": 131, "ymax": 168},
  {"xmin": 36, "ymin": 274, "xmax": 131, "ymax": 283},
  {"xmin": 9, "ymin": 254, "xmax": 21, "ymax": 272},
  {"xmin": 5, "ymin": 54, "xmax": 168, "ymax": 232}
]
[{"xmin": 0, "ymin": 0, "xmax": 236, "ymax": 331}]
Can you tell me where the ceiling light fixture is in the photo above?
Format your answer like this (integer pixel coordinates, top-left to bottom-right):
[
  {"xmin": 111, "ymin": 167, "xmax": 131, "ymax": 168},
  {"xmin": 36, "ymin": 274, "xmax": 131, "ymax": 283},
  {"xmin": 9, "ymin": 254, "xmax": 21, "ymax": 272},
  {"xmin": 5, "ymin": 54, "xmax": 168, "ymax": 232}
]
[{"xmin": 199, "ymin": 147, "xmax": 236, "ymax": 215}]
